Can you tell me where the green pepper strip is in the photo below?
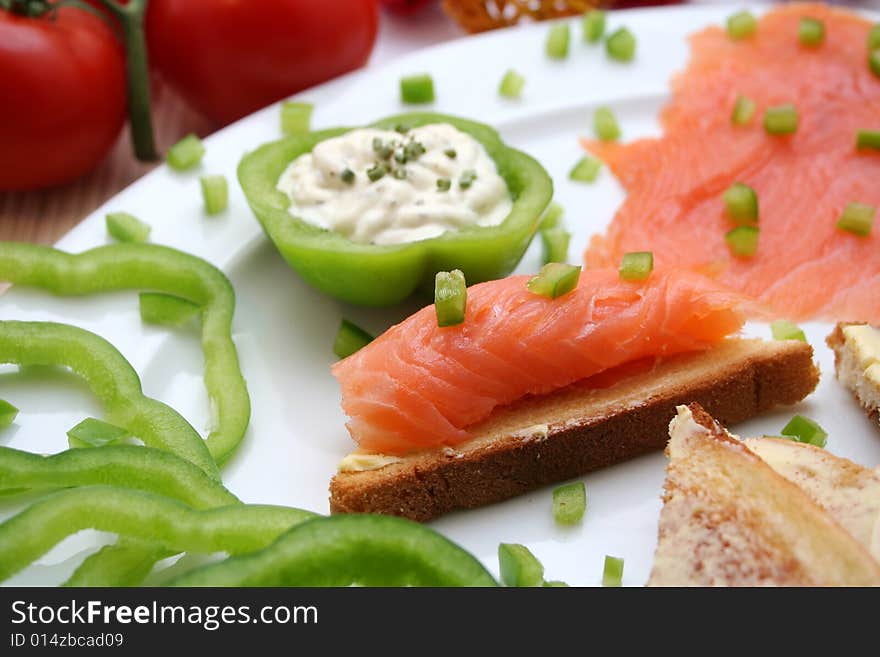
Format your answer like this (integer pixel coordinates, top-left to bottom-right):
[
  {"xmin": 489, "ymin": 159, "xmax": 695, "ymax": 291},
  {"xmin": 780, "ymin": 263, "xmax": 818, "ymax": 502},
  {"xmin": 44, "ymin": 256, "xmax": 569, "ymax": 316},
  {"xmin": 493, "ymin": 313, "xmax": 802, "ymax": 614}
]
[
  {"xmin": 63, "ymin": 541, "xmax": 171, "ymax": 588},
  {"xmin": 171, "ymin": 515, "xmax": 498, "ymax": 587},
  {"xmin": 0, "ymin": 321, "xmax": 218, "ymax": 480},
  {"xmin": 0, "ymin": 486, "xmax": 316, "ymax": 583},
  {"xmin": 0, "ymin": 242, "xmax": 249, "ymax": 465}
]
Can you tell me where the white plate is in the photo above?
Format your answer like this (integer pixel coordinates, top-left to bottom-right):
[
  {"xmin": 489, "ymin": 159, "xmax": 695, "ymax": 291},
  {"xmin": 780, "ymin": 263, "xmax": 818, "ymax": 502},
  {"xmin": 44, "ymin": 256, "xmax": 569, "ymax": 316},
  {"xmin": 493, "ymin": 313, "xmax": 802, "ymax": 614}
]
[{"xmin": 2, "ymin": 4, "xmax": 879, "ymax": 587}]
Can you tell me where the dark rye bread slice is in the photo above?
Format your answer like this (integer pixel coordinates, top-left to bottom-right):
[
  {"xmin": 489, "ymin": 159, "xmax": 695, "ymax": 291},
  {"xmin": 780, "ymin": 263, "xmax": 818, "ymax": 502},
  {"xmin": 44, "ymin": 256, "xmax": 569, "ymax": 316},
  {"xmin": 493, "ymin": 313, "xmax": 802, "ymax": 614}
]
[{"xmin": 329, "ymin": 338, "xmax": 819, "ymax": 522}]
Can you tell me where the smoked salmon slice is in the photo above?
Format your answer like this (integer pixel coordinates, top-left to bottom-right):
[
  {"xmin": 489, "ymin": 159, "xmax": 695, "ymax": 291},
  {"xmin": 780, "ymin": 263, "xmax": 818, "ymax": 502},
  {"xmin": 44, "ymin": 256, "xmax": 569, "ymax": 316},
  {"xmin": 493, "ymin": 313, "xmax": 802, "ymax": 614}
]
[
  {"xmin": 583, "ymin": 3, "xmax": 880, "ymax": 322},
  {"xmin": 332, "ymin": 268, "xmax": 745, "ymax": 455}
]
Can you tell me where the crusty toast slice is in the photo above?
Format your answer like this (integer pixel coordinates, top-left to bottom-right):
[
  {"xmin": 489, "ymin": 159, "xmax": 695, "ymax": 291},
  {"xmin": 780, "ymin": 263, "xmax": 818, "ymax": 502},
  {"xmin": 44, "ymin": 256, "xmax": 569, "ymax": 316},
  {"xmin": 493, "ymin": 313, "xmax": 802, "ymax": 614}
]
[
  {"xmin": 330, "ymin": 338, "xmax": 819, "ymax": 522},
  {"xmin": 827, "ymin": 322, "xmax": 880, "ymax": 425},
  {"xmin": 648, "ymin": 404, "xmax": 880, "ymax": 587},
  {"xmin": 744, "ymin": 437, "xmax": 880, "ymax": 561}
]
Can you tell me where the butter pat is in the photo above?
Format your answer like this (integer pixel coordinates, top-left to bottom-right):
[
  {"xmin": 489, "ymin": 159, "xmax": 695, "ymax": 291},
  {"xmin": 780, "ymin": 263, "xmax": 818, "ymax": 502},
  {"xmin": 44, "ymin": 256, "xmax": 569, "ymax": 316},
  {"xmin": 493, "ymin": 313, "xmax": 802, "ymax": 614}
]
[
  {"xmin": 842, "ymin": 324, "xmax": 880, "ymax": 370},
  {"xmin": 338, "ymin": 451, "xmax": 402, "ymax": 473}
]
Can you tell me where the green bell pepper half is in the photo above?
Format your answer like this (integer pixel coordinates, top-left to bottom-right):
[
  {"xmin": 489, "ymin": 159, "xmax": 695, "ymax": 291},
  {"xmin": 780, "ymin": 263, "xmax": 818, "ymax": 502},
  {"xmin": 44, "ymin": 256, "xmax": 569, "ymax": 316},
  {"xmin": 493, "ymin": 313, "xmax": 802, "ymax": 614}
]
[{"xmin": 238, "ymin": 112, "xmax": 553, "ymax": 307}]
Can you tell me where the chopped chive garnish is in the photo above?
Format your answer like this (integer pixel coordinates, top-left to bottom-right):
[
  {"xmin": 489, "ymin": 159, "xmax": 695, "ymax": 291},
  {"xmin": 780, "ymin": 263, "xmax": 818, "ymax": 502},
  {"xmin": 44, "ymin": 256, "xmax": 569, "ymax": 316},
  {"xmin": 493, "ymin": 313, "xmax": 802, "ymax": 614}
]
[
  {"xmin": 618, "ymin": 251, "xmax": 654, "ymax": 281},
  {"xmin": 541, "ymin": 227, "xmax": 571, "ymax": 266},
  {"xmin": 435, "ymin": 269, "xmax": 467, "ymax": 328},
  {"xmin": 366, "ymin": 164, "xmax": 386, "ymax": 182},
  {"xmin": 799, "ymin": 17, "xmax": 825, "ymax": 47},
  {"xmin": 372, "ymin": 138, "xmax": 394, "ymax": 160},
  {"xmin": 200, "ymin": 174, "xmax": 228, "ymax": 215},
  {"xmin": 869, "ymin": 24, "xmax": 880, "ymax": 50},
  {"xmin": 836, "ymin": 202, "xmax": 875, "ymax": 237},
  {"xmin": 67, "ymin": 418, "xmax": 129, "ymax": 449},
  {"xmin": 726, "ymin": 11, "xmax": 757, "ymax": 40},
  {"xmin": 395, "ymin": 124, "xmax": 410, "ymax": 134},
  {"xmin": 459, "ymin": 169, "xmax": 477, "ymax": 189},
  {"xmin": 764, "ymin": 104, "xmax": 799, "ymax": 135},
  {"xmin": 333, "ymin": 319, "xmax": 374, "ymax": 359},
  {"xmin": 400, "ymin": 73, "xmax": 435, "ymax": 104},
  {"xmin": 498, "ymin": 543, "xmax": 544, "ymax": 587},
  {"xmin": 582, "ymin": 10, "xmax": 606, "ymax": 43},
  {"xmin": 856, "ymin": 130, "xmax": 880, "ymax": 151},
  {"xmin": 499, "ymin": 69, "xmax": 526, "ymax": 99},
  {"xmin": 166, "ymin": 134, "xmax": 205, "ymax": 171},
  {"xmin": 404, "ymin": 141, "xmax": 426, "ymax": 161},
  {"xmin": 541, "ymin": 202, "xmax": 564, "ymax": 230},
  {"xmin": 543, "ymin": 580, "xmax": 570, "ymax": 587},
  {"xmin": 569, "ymin": 156, "xmax": 602, "ymax": 183},
  {"xmin": 602, "ymin": 555, "xmax": 624, "ymax": 587},
  {"xmin": 553, "ymin": 482, "xmax": 586, "ymax": 526},
  {"xmin": 139, "ymin": 292, "xmax": 200, "ymax": 328},
  {"xmin": 436, "ymin": 177, "xmax": 451, "ymax": 192},
  {"xmin": 392, "ymin": 168, "xmax": 407, "ymax": 180},
  {"xmin": 723, "ymin": 182, "xmax": 759, "ymax": 224},
  {"xmin": 0, "ymin": 399, "xmax": 18, "ymax": 430},
  {"xmin": 781, "ymin": 414, "xmax": 827, "ymax": 448},
  {"xmin": 444, "ymin": 148, "xmax": 457, "ymax": 159},
  {"xmin": 725, "ymin": 225, "xmax": 759, "ymax": 257},
  {"xmin": 594, "ymin": 106, "xmax": 621, "ymax": 141},
  {"xmin": 106, "ymin": 212, "xmax": 150, "ymax": 243},
  {"xmin": 731, "ymin": 95, "xmax": 756, "ymax": 126},
  {"xmin": 605, "ymin": 27, "xmax": 636, "ymax": 62},
  {"xmin": 770, "ymin": 319, "xmax": 807, "ymax": 342},
  {"xmin": 341, "ymin": 168, "xmax": 356, "ymax": 184},
  {"xmin": 527, "ymin": 263, "xmax": 581, "ymax": 299},
  {"xmin": 280, "ymin": 101, "xmax": 313, "ymax": 136},
  {"xmin": 870, "ymin": 49, "xmax": 880, "ymax": 78},
  {"xmin": 546, "ymin": 23, "xmax": 571, "ymax": 60}
]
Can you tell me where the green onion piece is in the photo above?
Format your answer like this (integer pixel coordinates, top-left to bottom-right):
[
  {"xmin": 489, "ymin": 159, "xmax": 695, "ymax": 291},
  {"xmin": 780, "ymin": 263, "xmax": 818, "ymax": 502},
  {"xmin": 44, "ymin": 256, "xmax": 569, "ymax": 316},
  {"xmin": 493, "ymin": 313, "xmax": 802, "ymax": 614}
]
[
  {"xmin": 498, "ymin": 543, "xmax": 544, "ymax": 587},
  {"xmin": 527, "ymin": 263, "xmax": 581, "ymax": 299},
  {"xmin": 725, "ymin": 225, "xmax": 759, "ymax": 257},
  {"xmin": 444, "ymin": 148, "xmax": 457, "ymax": 159},
  {"xmin": 395, "ymin": 124, "xmax": 411, "ymax": 134},
  {"xmin": 0, "ymin": 399, "xmax": 18, "ymax": 430},
  {"xmin": 67, "ymin": 418, "xmax": 129, "ymax": 450},
  {"xmin": 856, "ymin": 130, "xmax": 880, "ymax": 151},
  {"xmin": 602, "ymin": 555, "xmax": 624, "ymax": 587},
  {"xmin": 372, "ymin": 138, "xmax": 393, "ymax": 160},
  {"xmin": 723, "ymin": 182, "xmax": 759, "ymax": 224},
  {"xmin": 582, "ymin": 10, "xmax": 606, "ymax": 43},
  {"xmin": 333, "ymin": 319, "xmax": 374, "ymax": 359},
  {"xmin": 799, "ymin": 17, "xmax": 825, "ymax": 47},
  {"xmin": 553, "ymin": 482, "xmax": 586, "ymax": 525},
  {"xmin": 400, "ymin": 73, "xmax": 435, "ymax": 104},
  {"xmin": 541, "ymin": 202, "xmax": 564, "ymax": 230},
  {"xmin": 392, "ymin": 168, "xmax": 407, "ymax": 180},
  {"xmin": 435, "ymin": 269, "xmax": 467, "ymax": 328},
  {"xmin": 870, "ymin": 49, "xmax": 880, "ymax": 79},
  {"xmin": 499, "ymin": 69, "xmax": 526, "ymax": 99},
  {"xmin": 436, "ymin": 177, "xmax": 451, "ymax": 192},
  {"xmin": 105, "ymin": 212, "xmax": 150, "ymax": 243},
  {"xmin": 594, "ymin": 106, "xmax": 621, "ymax": 141},
  {"xmin": 618, "ymin": 251, "xmax": 654, "ymax": 281},
  {"xmin": 764, "ymin": 104, "xmax": 799, "ymax": 135},
  {"xmin": 139, "ymin": 292, "xmax": 201, "ymax": 328},
  {"xmin": 541, "ymin": 227, "xmax": 571, "ymax": 266},
  {"xmin": 280, "ymin": 101, "xmax": 313, "ymax": 136},
  {"xmin": 341, "ymin": 168, "xmax": 356, "ymax": 184},
  {"xmin": 836, "ymin": 202, "xmax": 876, "ymax": 237},
  {"xmin": 543, "ymin": 580, "xmax": 570, "ymax": 587},
  {"xmin": 200, "ymin": 175, "xmax": 228, "ymax": 216},
  {"xmin": 166, "ymin": 134, "xmax": 205, "ymax": 171},
  {"xmin": 770, "ymin": 319, "xmax": 807, "ymax": 342},
  {"xmin": 727, "ymin": 11, "xmax": 757, "ymax": 40},
  {"xmin": 869, "ymin": 24, "xmax": 880, "ymax": 50},
  {"xmin": 731, "ymin": 95, "xmax": 756, "ymax": 126},
  {"xmin": 569, "ymin": 156, "xmax": 602, "ymax": 183},
  {"xmin": 546, "ymin": 23, "xmax": 571, "ymax": 60},
  {"xmin": 459, "ymin": 170, "xmax": 477, "ymax": 190},
  {"xmin": 367, "ymin": 164, "xmax": 386, "ymax": 182},
  {"xmin": 781, "ymin": 414, "xmax": 828, "ymax": 448},
  {"xmin": 605, "ymin": 27, "xmax": 636, "ymax": 62},
  {"xmin": 403, "ymin": 141, "xmax": 426, "ymax": 161}
]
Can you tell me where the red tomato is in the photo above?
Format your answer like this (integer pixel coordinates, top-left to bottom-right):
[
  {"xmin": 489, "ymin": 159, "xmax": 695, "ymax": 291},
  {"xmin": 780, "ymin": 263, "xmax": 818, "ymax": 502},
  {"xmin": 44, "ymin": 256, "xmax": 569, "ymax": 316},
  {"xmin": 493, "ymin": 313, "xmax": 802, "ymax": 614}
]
[
  {"xmin": 146, "ymin": 0, "xmax": 380, "ymax": 126},
  {"xmin": 0, "ymin": 6, "xmax": 127, "ymax": 191},
  {"xmin": 381, "ymin": 0, "xmax": 434, "ymax": 15}
]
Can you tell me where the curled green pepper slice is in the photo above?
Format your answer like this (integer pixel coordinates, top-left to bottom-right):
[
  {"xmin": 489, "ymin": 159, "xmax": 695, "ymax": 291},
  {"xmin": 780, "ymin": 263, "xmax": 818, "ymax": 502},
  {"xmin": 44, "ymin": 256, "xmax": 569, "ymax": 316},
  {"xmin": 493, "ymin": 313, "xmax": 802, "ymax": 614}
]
[
  {"xmin": 0, "ymin": 321, "xmax": 218, "ymax": 480},
  {"xmin": 0, "ymin": 486, "xmax": 316, "ymax": 583},
  {"xmin": 171, "ymin": 514, "xmax": 497, "ymax": 587},
  {"xmin": 238, "ymin": 112, "xmax": 553, "ymax": 307},
  {"xmin": 0, "ymin": 242, "xmax": 248, "ymax": 465}
]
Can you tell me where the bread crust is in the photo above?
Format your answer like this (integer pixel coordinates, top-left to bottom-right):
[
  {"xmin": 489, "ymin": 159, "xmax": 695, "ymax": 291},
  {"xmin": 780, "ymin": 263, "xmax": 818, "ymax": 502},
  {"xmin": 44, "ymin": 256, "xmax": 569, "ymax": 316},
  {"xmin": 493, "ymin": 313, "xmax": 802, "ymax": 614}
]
[{"xmin": 329, "ymin": 339, "xmax": 819, "ymax": 522}]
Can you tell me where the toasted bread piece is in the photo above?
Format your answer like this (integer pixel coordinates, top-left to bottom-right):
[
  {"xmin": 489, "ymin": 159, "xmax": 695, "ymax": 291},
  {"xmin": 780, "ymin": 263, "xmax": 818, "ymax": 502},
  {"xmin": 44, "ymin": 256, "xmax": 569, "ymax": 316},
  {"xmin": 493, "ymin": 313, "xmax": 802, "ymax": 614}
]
[
  {"xmin": 827, "ymin": 322, "xmax": 880, "ymax": 425},
  {"xmin": 648, "ymin": 405, "xmax": 880, "ymax": 587},
  {"xmin": 330, "ymin": 338, "xmax": 818, "ymax": 522},
  {"xmin": 744, "ymin": 437, "xmax": 880, "ymax": 560}
]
